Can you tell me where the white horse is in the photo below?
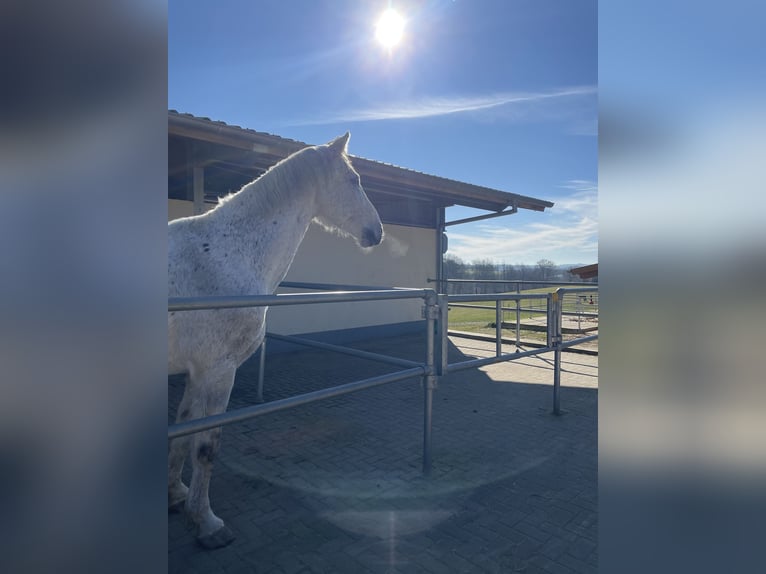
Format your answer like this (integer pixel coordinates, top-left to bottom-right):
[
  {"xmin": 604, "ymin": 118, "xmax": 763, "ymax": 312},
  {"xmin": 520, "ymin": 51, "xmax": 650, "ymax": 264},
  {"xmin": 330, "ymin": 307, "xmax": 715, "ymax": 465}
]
[{"xmin": 168, "ymin": 133, "xmax": 383, "ymax": 548}]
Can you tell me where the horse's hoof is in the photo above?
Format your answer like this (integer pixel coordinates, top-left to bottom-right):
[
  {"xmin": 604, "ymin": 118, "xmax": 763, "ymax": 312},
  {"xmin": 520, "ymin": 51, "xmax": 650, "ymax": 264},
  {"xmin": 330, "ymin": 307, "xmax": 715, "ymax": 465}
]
[{"xmin": 197, "ymin": 526, "xmax": 236, "ymax": 549}]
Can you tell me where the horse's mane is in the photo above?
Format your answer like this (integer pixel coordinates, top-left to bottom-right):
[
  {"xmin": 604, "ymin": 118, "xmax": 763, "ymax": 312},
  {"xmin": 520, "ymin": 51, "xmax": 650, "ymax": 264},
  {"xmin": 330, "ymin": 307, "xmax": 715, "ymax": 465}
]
[{"xmin": 213, "ymin": 145, "xmax": 328, "ymax": 216}]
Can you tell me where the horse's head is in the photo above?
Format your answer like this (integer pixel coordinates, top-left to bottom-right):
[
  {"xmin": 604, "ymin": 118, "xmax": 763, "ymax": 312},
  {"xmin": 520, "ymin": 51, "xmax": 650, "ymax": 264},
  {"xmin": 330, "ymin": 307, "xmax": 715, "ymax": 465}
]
[{"xmin": 313, "ymin": 133, "xmax": 384, "ymax": 248}]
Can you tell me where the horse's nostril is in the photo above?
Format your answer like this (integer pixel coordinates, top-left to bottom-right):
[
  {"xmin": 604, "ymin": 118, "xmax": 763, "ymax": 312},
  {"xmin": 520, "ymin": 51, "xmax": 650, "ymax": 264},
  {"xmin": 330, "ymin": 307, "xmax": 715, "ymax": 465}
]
[{"xmin": 362, "ymin": 227, "xmax": 382, "ymax": 247}]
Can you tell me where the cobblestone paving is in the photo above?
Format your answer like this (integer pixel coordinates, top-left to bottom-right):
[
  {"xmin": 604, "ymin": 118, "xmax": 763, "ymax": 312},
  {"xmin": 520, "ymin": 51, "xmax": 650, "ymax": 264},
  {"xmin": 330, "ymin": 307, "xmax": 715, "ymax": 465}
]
[{"xmin": 169, "ymin": 333, "xmax": 597, "ymax": 573}]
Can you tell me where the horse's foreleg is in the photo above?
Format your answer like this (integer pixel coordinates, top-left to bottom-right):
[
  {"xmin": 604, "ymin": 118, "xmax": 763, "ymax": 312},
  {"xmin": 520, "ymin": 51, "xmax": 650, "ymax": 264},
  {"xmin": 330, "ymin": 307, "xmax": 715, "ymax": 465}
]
[
  {"xmin": 168, "ymin": 378, "xmax": 195, "ymax": 512},
  {"xmin": 185, "ymin": 367, "xmax": 237, "ymax": 549}
]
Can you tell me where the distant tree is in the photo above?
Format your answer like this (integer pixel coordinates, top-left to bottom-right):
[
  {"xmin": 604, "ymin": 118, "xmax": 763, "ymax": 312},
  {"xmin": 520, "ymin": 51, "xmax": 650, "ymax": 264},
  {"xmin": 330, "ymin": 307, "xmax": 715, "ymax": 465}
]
[
  {"xmin": 443, "ymin": 254, "xmax": 467, "ymax": 278},
  {"xmin": 471, "ymin": 259, "xmax": 497, "ymax": 293},
  {"xmin": 443, "ymin": 254, "xmax": 469, "ymax": 293},
  {"xmin": 471, "ymin": 259, "xmax": 496, "ymax": 279},
  {"xmin": 536, "ymin": 259, "xmax": 557, "ymax": 282},
  {"xmin": 499, "ymin": 262, "xmax": 517, "ymax": 281}
]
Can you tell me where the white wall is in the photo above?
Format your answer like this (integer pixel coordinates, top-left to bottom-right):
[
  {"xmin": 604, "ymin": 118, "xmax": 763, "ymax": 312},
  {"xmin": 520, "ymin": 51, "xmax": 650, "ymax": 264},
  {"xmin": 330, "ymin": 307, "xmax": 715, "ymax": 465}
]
[
  {"xmin": 272, "ymin": 222, "xmax": 435, "ymax": 335},
  {"xmin": 168, "ymin": 200, "xmax": 436, "ymax": 336}
]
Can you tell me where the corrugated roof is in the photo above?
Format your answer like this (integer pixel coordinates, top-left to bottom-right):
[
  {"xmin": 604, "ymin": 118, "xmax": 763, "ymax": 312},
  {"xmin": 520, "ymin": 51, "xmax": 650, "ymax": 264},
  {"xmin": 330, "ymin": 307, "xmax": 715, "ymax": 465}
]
[{"xmin": 168, "ymin": 110, "xmax": 553, "ymax": 213}]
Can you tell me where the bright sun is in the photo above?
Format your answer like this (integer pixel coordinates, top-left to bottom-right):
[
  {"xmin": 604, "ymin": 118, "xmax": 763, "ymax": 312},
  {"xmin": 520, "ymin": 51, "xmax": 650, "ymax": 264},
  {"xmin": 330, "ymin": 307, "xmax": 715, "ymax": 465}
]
[{"xmin": 375, "ymin": 9, "xmax": 405, "ymax": 49}]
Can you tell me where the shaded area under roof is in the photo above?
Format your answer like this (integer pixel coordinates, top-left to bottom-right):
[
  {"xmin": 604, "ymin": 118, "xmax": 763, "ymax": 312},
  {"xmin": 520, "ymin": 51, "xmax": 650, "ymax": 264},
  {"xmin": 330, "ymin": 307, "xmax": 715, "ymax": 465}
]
[{"xmin": 168, "ymin": 110, "xmax": 553, "ymax": 219}]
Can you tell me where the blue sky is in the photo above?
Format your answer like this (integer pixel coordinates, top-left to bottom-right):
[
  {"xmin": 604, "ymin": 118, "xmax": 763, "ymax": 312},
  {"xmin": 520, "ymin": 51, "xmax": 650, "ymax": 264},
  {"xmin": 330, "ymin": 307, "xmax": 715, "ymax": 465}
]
[{"xmin": 169, "ymin": 0, "xmax": 597, "ymax": 265}]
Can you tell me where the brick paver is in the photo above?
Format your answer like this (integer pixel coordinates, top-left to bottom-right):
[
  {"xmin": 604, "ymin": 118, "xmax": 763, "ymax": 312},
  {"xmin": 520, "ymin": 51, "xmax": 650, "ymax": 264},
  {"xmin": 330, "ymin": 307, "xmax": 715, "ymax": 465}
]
[{"xmin": 169, "ymin": 333, "xmax": 597, "ymax": 572}]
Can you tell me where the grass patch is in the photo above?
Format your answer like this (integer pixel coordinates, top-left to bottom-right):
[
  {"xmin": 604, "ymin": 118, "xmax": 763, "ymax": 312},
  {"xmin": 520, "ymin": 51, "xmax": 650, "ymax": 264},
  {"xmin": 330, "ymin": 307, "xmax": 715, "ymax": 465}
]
[{"xmin": 447, "ymin": 287, "xmax": 597, "ymax": 336}]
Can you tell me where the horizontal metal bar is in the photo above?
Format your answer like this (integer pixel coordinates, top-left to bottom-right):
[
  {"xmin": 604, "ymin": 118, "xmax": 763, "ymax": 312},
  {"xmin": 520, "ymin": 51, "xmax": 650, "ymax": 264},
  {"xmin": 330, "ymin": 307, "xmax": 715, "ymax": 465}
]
[
  {"xmin": 169, "ymin": 289, "xmax": 430, "ymax": 312},
  {"xmin": 444, "ymin": 205, "xmax": 517, "ymax": 227},
  {"xmin": 446, "ymin": 346, "xmax": 553, "ymax": 374},
  {"xmin": 555, "ymin": 287, "xmax": 599, "ymax": 295},
  {"xmin": 450, "ymin": 303, "xmax": 599, "ymax": 318},
  {"xmin": 448, "ymin": 303, "xmax": 598, "ymax": 318},
  {"xmin": 448, "ymin": 303, "xmax": 547, "ymax": 313},
  {"xmin": 430, "ymin": 279, "xmax": 598, "ymax": 287},
  {"xmin": 266, "ymin": 332, "xmax": 423, "ymax": 369},
  {"xmin": 446, "ymin": 331, "xmax": 598, "ymax": 356},
  {"xmin": 168, "ymin": 366, "xmax": 426, "ymax": 439},
  {"xmin": 559, "ymin": 334, "xmax": 599, "ymax": 349},
  {"xmin": 448, "ymin": 293, "xmax": 550, "ymax": 303},
  {"xmin": 280, "ymin": 281, "xmax": 418, "ymax": 292},
  {"xmin": 449, "ymin": 302, "xmax": 537, "ymax": 307}
]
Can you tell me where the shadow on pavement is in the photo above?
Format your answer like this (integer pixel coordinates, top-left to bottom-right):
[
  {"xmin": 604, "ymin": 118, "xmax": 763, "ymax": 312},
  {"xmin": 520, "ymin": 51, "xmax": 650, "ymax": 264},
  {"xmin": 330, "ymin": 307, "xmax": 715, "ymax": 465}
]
[{"xmin": 169, "ymin": 332, "xmax": 597, "ymax": 573}]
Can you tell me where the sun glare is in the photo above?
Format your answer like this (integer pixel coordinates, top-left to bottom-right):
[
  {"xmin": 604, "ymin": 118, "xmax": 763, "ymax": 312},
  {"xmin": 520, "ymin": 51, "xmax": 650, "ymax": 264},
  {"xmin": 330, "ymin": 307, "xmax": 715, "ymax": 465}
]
[{"xmin": 375, "ymin": 9, "xmax": 405, "ymax": 49}]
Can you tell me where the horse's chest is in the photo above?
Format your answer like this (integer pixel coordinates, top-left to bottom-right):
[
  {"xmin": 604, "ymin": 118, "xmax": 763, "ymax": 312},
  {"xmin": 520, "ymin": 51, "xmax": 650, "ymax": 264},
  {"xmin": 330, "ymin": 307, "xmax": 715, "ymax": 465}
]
[
  {"xmin": 169, "ymin": 307, "xmax": 266, "ymax": 370},
  {"xmin": 218, "ymin": 308, "xmax": 265, "ymax": 355}
]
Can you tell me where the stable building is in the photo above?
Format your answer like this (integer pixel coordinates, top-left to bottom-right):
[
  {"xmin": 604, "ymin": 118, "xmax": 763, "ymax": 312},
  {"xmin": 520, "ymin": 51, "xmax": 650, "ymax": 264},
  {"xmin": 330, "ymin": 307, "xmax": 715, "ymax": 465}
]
[{"xmin": 168, "ymin": 110, "xmax": 553, "ymax": 344}]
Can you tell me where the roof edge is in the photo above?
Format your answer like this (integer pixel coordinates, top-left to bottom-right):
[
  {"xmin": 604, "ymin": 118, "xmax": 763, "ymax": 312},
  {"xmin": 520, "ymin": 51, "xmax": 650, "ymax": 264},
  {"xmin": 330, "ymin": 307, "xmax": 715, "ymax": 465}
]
[{"xmin": 168, "ymin": 110, "xmax": 553, "ymax": 213}]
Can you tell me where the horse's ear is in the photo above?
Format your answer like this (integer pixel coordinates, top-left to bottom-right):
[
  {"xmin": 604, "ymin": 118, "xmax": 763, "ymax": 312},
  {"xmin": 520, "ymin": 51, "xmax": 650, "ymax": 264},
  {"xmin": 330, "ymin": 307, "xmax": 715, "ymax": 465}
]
[{"xmin": 328, "ymin": 132, "xmax": 350, "ymax": 153}]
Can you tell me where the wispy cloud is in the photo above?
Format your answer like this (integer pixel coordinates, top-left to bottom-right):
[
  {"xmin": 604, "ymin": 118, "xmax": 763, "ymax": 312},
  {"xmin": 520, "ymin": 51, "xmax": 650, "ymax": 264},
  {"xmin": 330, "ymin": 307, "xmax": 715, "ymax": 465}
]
[
  {"xmin": 446, "ymin": 179, "xmax": 598, "ymax": 264},
  {"xmin": 291, "ymin": 86, "xmax": 597, "ymax": 126},
  {"xmin": 448, "ymin": 219, "xmax": 598, "ymax": 263},
  {"xmin": 555, "ymin": 180, "xmax": 598, "ymax": 219}
]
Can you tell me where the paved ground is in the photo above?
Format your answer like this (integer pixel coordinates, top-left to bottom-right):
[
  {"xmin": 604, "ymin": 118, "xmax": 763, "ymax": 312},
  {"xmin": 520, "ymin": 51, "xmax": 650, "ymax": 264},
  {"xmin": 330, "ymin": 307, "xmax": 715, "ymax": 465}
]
[{"xmin": 169, "ymin": 333, "xmax": 597, "ymax": 573}]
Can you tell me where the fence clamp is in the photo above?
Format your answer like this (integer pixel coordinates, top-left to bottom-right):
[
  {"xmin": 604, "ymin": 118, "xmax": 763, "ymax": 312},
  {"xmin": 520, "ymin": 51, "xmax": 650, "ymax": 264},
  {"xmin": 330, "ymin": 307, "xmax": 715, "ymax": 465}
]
[{"xmin": 421, "ymin": 304, "xmax": 440, "ymax": 320}]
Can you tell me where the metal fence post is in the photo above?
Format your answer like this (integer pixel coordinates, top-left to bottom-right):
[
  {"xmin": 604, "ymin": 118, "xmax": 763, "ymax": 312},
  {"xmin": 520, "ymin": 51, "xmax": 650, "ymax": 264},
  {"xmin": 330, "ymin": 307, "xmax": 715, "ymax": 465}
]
[
  {"xmin": 495, "ymin": 299, "xmax": 502, "ymax": 357},
  {"xmin": 551, "ymin": 288, "xmax": 563, "ymax": 415},
  {"xmin": 437, "ymin": 294, "xmax": 449, "ymax": 377},
  {"xmin": 256, "ymin": 338, "xmax": 266, "ymax": 403},
  {"xmin": 422, "ymin": 290, "xmax": 439, "ymax": 476},
  {"xmin": 515, "ymin": 282, "xmax": 521, "ymax": 349},
  {"xmin": 553, "ymin": 347, "xmax": 562, "ymax": 415},
  {"xmin": 546, "ymin": 293, "xmax": 553, "ymax": 349}
]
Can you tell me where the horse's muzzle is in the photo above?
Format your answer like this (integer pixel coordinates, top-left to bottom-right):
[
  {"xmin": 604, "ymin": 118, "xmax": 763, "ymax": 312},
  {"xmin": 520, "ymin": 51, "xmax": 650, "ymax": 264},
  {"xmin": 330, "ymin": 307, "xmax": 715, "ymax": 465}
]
[{"xmin": 361, "ymin": 226, "xmax": 383, "ymax": 247}]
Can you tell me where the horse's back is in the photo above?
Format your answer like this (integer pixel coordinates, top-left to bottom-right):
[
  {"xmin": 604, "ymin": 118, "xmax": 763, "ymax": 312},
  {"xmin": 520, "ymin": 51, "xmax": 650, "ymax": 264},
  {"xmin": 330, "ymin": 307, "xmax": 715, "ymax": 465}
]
[{"xmin": 168, "ymin": 215, "xmax": 267, "ymax": 376}]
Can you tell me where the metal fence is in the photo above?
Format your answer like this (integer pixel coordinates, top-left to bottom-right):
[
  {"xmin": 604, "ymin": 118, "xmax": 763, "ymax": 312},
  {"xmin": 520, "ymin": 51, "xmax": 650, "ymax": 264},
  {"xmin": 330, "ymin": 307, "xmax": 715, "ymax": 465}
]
[
  {"xmin": 431, "ymin": 278, "xmax": 598, "ymax": 295},
  {"xmin": 168, "ymin": 283, "xmax": 598, "ymax": 474},
  {"xmin": 169, "ymin": 286, "xmax": 440, "ymax": 475},
  {"xmin": 430, "ymin": 278, "xmax": 598, "ymax": 349}
]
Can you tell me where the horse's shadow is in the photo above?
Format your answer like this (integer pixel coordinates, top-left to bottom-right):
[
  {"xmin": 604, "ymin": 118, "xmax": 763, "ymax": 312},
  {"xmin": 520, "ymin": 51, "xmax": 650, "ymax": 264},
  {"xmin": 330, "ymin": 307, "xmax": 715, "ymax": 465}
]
[{"xmin": 169, "ymin": 331, "xmax": 597, "ymax": 571}]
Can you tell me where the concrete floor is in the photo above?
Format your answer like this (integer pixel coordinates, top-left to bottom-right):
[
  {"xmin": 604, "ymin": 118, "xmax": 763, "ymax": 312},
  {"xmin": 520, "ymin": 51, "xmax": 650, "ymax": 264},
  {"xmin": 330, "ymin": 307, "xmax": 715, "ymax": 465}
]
[{"xmin": 169, "ymin": 333, "xmax": 597, "ymax": 573}]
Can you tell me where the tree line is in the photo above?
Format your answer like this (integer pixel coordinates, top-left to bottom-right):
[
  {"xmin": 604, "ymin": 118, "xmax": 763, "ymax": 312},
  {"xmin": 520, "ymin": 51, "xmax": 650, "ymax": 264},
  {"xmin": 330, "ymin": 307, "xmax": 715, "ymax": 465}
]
[{"xmin": 441, "ymin": 255, "xmax": 595, "ymax": 294}]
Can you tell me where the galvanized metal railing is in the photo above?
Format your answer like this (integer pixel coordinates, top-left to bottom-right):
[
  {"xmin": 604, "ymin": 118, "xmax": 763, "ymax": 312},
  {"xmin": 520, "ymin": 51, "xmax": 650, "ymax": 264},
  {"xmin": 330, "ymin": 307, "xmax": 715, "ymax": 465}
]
[
  {"xmin": 548, "ymin": 287, "xmax": 599, "ymax": 414},
  {"xmin": 168, "ymin": 283, "xmax": 598, "ymax": 475},
  {"xmin": 430, "ymin": 278, "xmax": 598, "ymax": 348},
  {"xmin": 446, "ymin": 292, "xmax": 550, "ymax": 354},
  {"xmin": 438, "ymin": 287, "xmax": 598, "ymax": 415},
  {"xmin": 168, "ymin": 286, "xmax": 441, "ymax": 475}
]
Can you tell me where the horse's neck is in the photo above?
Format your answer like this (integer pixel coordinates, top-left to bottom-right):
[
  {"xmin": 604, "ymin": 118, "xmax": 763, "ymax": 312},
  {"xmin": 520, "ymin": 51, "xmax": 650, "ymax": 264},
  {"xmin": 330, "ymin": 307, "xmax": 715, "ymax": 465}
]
[{"xmin": 214, "ymin": 158, "xmax": 320, "ymax": 293}]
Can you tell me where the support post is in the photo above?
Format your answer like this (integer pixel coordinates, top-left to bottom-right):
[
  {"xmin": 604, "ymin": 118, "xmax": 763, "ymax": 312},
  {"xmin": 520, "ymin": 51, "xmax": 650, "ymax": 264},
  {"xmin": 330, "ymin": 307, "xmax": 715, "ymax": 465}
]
[
  {"xmin": 495, "ymin": 299, "xmax": 502, "ymax": 357},
  {"xmin": 256, "ymin": 338, "xmax": 266, "ymax": 404},
  {"xmin": 515, "ymin": 282, "xmax": 521, "ymax": 349},
  {"xmin": 551, "ymin": 289, "xmax": 564, "ymax": 415},
  {"xmin": 553, "ymin": 347, "xmax": 562, "ymax": 415},
  {"xmin": 423, "ymin": 378, "xmax": 434, "ymax": 476},
  {"xmin": 546, "ymin": 294, "xmax": 553, "ymax": 349},
  {"xmin": 422, "ymin": 291, "xmax": 439, "ymax": 476},
  {"xmin": 437, "ymin": 294, "xmax": 449, "ymax": 376},
  {"xmin": 435, "ymin": 208, "xmax": 446, "ymax": 294},
  {"xmin": 193, "ymin": 166, "xmax": 205, "ymax": 215}
]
